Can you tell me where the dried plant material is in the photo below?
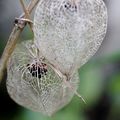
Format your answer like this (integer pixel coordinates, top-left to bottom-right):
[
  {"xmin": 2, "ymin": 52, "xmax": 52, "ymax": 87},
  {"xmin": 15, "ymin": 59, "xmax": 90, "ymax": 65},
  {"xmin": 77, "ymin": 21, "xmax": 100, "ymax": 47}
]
[
  {"xmin": 0, "ymin": 0, "xmax": 40, "ymax": 82},
  {"xmin": 34, "ymin": 0, "xmax": 107, "ymax": 75},
  {"xmin": 7, "ymin": 40, "xmax": 79, "ymax": 116}
]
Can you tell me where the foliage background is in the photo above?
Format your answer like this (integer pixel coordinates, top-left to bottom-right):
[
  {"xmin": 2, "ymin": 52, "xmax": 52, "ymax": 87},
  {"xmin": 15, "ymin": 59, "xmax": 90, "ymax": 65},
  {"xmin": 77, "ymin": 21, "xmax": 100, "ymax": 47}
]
[{"xmin": 0, "ymin": 0, "xmax": 120, "ymax": 120}]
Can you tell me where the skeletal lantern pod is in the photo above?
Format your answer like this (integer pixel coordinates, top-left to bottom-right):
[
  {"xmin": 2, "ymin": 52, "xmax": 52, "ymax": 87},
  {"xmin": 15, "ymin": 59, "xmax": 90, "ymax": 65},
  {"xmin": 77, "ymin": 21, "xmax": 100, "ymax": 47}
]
[
  {"xmin": 6, "ymin": 40, "xmax": 80, "ymax": 116},
  {"xmin": 33, "ymin": 0, "xmax": 107, "ymax": 76}
]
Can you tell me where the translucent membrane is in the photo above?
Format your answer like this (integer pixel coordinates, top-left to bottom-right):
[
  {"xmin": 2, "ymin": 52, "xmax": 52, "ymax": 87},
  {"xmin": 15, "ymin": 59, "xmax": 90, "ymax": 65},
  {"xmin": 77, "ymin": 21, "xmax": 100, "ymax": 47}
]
[
  {"xmin": 34, "ymin": 0, "xmax": 107, "ymax": 75},
  {"xmin": 7, "ymin": 40, "xmax": 79, "ymax": 116}
]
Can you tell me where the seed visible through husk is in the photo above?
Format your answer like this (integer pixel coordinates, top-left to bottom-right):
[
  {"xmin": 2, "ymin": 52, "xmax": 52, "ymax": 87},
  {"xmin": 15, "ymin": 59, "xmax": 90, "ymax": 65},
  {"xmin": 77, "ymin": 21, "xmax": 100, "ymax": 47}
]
[{"xmin": 7, "ymin": 40, "xmax": 79, "ymax": 116}]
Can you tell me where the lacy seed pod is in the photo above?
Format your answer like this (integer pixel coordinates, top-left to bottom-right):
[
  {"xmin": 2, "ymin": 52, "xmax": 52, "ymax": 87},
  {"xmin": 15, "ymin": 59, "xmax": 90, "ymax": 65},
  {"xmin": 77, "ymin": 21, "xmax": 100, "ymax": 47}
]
[
  {"xmin": 34, "ymin": 0, "xmax": 107, "ymax": 76},
  {"xmin": 6, "ymin": 40, "xmax": 79, "ymax": 116}
]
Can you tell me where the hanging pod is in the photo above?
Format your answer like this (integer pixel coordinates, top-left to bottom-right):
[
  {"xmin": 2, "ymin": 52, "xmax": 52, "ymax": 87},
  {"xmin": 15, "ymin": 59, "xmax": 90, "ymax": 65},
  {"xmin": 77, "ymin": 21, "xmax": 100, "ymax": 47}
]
[
  {"xmin": 6, "ymin": 40, "xmax": 79, "ymax": 116},
  {"xmin": 34, "ymin": 0, "xmax": 107, "ymax": 76}
]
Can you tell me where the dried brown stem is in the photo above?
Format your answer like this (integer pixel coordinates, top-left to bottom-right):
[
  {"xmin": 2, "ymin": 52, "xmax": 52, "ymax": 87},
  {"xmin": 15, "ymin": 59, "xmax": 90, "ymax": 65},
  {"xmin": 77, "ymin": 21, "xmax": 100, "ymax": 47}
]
[
  {"xmin": 20, "ymin": 0, "xmax": 33, "ymax": 32},
  {"xmin": 0, "ymin": 0, "xmax": 39, "ymax": 82},
  {"xmin": 20, "ymin": 0, "xmax": 29, "ymax": 18}
]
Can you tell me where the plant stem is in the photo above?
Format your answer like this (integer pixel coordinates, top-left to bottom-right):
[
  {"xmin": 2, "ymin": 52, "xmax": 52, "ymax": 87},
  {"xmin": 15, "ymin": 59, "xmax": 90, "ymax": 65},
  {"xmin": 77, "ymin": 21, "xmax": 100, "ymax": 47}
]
[
  {"xmin": 20, "ymin": 0, "xmax": 33, "ymax": 32},
  {"xmin": 0, "ymin": 0, "xmax": 39, "ymax": 82}
]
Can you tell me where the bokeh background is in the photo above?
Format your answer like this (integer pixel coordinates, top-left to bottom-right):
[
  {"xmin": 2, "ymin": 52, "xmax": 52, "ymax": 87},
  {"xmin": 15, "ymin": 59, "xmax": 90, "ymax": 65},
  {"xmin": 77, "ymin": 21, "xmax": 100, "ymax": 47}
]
[{"xmin": 0, "ymin": 0, "xmax": 120, "ymax": 120}]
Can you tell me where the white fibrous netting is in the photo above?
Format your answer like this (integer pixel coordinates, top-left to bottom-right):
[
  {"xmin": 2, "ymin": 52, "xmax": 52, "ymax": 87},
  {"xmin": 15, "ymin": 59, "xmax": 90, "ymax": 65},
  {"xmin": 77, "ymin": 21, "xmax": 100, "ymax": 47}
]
[
  {"xmin": 34, "ymin": 0, "xmax": 107, "ymax": 75},
  {"xmin": 7, "ymin": 40, "xmax": 79, "ymax": 116}
]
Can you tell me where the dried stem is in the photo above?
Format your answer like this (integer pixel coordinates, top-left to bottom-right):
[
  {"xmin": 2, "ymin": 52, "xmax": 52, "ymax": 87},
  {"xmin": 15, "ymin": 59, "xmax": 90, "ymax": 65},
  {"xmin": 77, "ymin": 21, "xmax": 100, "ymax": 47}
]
[
  {"xmin": 20, "ymin": 0, "xmax": 29, "ymax": 18},
  {"xmin": 20, "ymin": 0, "xmax": 33, "ymax": 32},
  {"xmin": 0, "ymin": 0, "xmax": 39, "ymax": 82}
]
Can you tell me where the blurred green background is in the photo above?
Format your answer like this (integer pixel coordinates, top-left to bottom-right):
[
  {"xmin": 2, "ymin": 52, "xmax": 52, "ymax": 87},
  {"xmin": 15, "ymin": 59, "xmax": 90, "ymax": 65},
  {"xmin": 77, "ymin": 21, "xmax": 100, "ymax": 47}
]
[{"xmin": 0, "ymin": 0, "xmax": 120, "ymax": 120}]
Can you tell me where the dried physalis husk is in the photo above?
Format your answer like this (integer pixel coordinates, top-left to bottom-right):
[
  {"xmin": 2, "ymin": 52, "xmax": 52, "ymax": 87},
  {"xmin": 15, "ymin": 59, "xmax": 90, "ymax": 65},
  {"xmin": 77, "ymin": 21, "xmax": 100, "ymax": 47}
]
[
  {"xmin": 34, "ymin": 0, "xmax": 107, "ymax": 75},
  {"xmin": 6, "ymin": 40, "xmax": 79, "ymax": 116}
]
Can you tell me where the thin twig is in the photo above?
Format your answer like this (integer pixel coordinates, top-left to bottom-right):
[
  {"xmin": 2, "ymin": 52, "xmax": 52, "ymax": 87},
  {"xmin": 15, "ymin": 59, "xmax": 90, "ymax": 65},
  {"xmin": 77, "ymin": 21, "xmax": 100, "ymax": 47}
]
[
  {"xmin": 0, "ymin": 0, "xmax": 39, "ymax": 82},
  {"xmin": 20, "ymin": 0, "xmax": 39, "ymax": 18},
  {"xmin": 20, "ymin": 0, "xmax": 33, "ymax": 32},
  {"xmin": 20, "ymin": 0, "xmax": 30, "ymax": 18}
]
